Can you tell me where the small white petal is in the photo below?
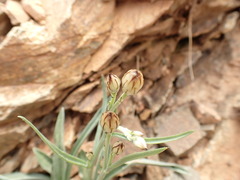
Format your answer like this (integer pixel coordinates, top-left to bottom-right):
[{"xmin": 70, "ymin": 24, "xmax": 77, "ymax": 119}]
[
  {"xmin": 133, "ymin": 136, "xmax": 147, "ymax": 150},
  {"xmin": 132, "ymin": 131, "xmax": 144, "ymax": 136}
]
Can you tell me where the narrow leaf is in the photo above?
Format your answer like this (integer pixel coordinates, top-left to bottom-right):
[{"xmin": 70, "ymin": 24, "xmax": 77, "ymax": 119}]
[
  {"xmin": 33, "ymin": 148, "xmax": 52, "ymax": 173},
  {"xmin": 108, "ymin": 147, "xmax": 167, "ymax": 171},
  {"xmin": 104, "ymin": 164, "xmax": 129, "ymax": 180},
  {"xmin": 0, "ymin": 172, "xmax": 50, "ymax": 180},
  {"xmin": 54, "ymin": 107, "xmax": 65, "ymax": 150},
  {"xmin": 93, "ymin": 77, "xmax": 108, "ymax": 151},
  {"xmin": 145, "ymin": 131, "xmax": 194, "ymax": 144},
  {"xmin": 52, "ymin": 107, "xmax": 66, "ymax": 180},
  {"xmin": 126, "ymin": 159, "xmax": 189, "ymax": 174},
  {"xmin": 113, "ymin": 131, "xmax": 193, "ymax": 145},
  {"xmin": 18, "ymin": 116, "xmax": 87, "ymax": 167},
  {"xmin": 105, "ymin": 158, "xmax": 189, "ymax": 180}
]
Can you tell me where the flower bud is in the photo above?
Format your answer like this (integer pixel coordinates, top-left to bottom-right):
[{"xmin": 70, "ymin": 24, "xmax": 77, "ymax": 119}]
[
  {"xmin": 106, "ymin": 74, "xmax": 121, "ymax": 94},
  {"xmin": 100, "ymin": 111, "xmax": 120, "ymax": 133},
  {"xmin": 132, "ymin": 136, "xmax": 148, "ymax": 150},
  {"xmin": 86, "ymin": 152, "xmax": 93, "ymax": 160},
  {"xmin": 112, "ymin": 141, "xmax": 124, "ymax": 155},
  {"xmin": 122, "ymin": 69, "xmax": 144, "ymax": 95}
]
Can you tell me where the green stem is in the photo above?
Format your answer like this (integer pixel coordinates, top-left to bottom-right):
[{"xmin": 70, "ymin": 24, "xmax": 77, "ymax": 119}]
[
  {"xmin": 93, "ymin": 150, "xmax": 103, "ymax": 180},
  {"xmin": 97, "ymin": 133, "xmax": 112, "ymax": 180},
  {"xmin": 110, "ymin": 93, "xmax": 128, "ymax": 112},
  {"xmin": 87, "ymin": 134, "xmax": 105, "ymax": 179},
  {"xmin": 103, "ymin": 133, "xmax": 112, "ymax": 169},
  {"xmin": 108, "ymin": 93, "xmax": 117, "ymax": 111}
]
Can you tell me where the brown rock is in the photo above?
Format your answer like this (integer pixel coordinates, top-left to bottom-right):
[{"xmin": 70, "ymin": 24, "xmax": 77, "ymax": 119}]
[
  {"xmin": 21, "ymin": 0, "xmax": 46, "ymax": 23},
  {"xmin": 190, "ymin": 101, "xmax": 221, "ymax": 124},
  {"xmin": 73, "ymin": 88, "xmax": 102, "ymax": 113},
  {"xmin": 0, "ymin": 123, "xmax": 30, "ymax": 159},
  {"xmin": 5, "ymin": 0, "xmax": 30, "ymax": 25},
  {"xmin": 154, "ymin": 105, "xmax": 205, "ymax": 156},
  {"xmin": 139, "ymin": 109, "xmax": 152, "ymax": 121},
  {"xmin": 0, "ymin": 9, "xmax": 11, "ymax": 36},
  {"xmin": 0, "ymin": 146, "xmax": 26, "ymax": 174},
  {"xmin": 84, "ymin": 0, "xmax": 174, "ymax": 73},
  {"xmin": 63, "ymin": 81, "xmax": 99, "ymax": 110},
  {"xmin": 196, "ymin": 118, "xmax": 240, "ymax": 180}
]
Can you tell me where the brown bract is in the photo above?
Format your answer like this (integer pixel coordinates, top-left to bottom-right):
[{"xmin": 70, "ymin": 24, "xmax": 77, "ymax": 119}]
[
  {"xmin": 106, "ymin": 74, "xmax": 121, "ymax": 94},
  {"xmin": 122, "ymin": 69, "xmax": 144, "ymax": 95},
  {"xmin": 100, "ymin": 111, "xmax": 120, "ymax": 133},
  {"xmin": 112, "ymin": 141, "xmax": 124, "ymax": 155}
]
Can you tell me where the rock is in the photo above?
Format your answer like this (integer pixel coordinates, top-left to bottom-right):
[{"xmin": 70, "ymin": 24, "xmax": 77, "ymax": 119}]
[
  {"xmin": 196, "ymin": 118, "xmax": 240, "ymax": 180},
  {"xmin": 0, "ymin": 146, "xmax": 26, "ymax": 174},
  {"xmin": 63, "ymin": 81, "xmax": 99, "ymax": 110},
  {"xmin": 4, "ymin": 0, "xmax": 30, "ymax": 25},
  {"xmin": 83, "ymin": 0, "xmax": 173, "ymax": 73},
  {"xmin": 220, "ymin": 12, "xmax": 239, "ymax": 33},
  {"xmin": 190, "ymin": 101, "xmax": 221, "ymax": 124},
  {"xmin": 0, "ymin": 123, "xmax": 30, "ymax": 159},
  {"xmin": 0, "ymin": 84, "xmax": 57, "ymax": 125},
  {"xmin": 73, "ymin": 88, "xmax": 102, "ymax": 113},
  {"xmin": 20, "ymin": 151, "xmax": 40, "ymax": 173},
  {"xmin": 21, "ymin": 0, "xmax": 46, "ymax": 23},
  {"xmin": 139, "ymin": 109, "xmax": 152, "ymax": 121},
  {"xmin": 0, "ymin": 9, "xmax": 11, "ymax": 36},
  {"xmin": 154, "ymin": 105, "xmax": 205, "ymax": 156}
]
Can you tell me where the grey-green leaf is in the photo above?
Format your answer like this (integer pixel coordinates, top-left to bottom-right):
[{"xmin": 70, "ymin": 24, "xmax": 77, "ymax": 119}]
[
  {"xmin": 126, "ymin": 159, "xmax": 189, "ymax": 174},
  {"xmin": 33, "ymin": 148, "xmax": 52, "ymax": 174},
  {"xmin": 18, "ymin": 116, "xmax": 87, "ymax": 167},
  {"xmin": 0, "ymin": 172, "xmax": 50, "ymax": 180},
  {"xmin": 52, "ymin": 107, "xmax": 67, "ymax": 180},
  {"xmin": 105, "ymin": 158, "xmax": 189, "ymax": 180},
  {"xmin": 113, "ymin": 131, "xmax": 194, "ymax": 145},
  {"xmin": 108, "ymin": 147, "xmax": 167, "ymax": 172},
  {"xmin": 145, "ymin": 131, "xmax": 194, "ymax": 144}
]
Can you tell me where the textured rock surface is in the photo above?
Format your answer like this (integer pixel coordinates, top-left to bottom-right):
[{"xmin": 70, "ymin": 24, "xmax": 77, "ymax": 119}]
[{"xmin": 0, "ymin": 0, "xmax": 240, "ymax": 179}]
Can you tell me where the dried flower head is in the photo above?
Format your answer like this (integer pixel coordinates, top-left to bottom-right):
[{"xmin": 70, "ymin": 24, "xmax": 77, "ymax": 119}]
[
  {"xmin": 112, "ymin": 141, "xmax": 124, "ymax": 155},
  {"xmin": 106, "ymin": 73, "xmax": 121, "ymax": 94},
  {"xmin": 100, "ymin": 111, "xmax": 120, "ymax": 133},
  {"xmin": 121, "ymin": 69, "xmax": 144, "ymax": 95},
  {"xmin": 86, "ymin": 152, "xmax": 93, "ymax": 160}
]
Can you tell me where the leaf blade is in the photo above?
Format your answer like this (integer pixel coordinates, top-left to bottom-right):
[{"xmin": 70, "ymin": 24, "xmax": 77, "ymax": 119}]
[
  {"xmin": 52, "ymin": 107, "xmax": 67, "ymax": 180},
  {"xmin": 145, "ymin": 131, "xmax": 194, "ymax": 144},
  {"xmin": 33, "ymin": 148, "xmax": 52, "ymax": 174},
  {"xmin": 108, "ymin": 147, "xmax": 167, "ymax": 172},
  {"xmin": 0, "ymin": 172, "xmax": 50, "ymax": 180},
  {"xmin": 18, "ymin": 116, "xmax": 87, "ymax": 167}
]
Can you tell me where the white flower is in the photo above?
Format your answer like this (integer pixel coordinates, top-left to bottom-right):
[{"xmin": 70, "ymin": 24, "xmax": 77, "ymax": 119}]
[
  {"xmin": 117, "ymin": 126, "xmax": 147, "ymax": 150},
  {"xmin": 132, "ymin": 131, "xmax": 144, "ymax": 136},
  {"xmin": 132, "ymin": 136, "xmax": 148, "ymax": 150}
]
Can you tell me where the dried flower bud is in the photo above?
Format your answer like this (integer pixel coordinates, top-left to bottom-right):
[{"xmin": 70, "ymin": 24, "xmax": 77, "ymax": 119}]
[
  {"xmin": 122, "ymin": 69, "xmax": 144, "ymax": 95},
  {"xmin": 112, "ymin": 141, "xmax": 124, "ymax": 155},
  {"xmin": 106, "ymin": 74, "xmax": 121, "ymax": 94},
  {"xmin": 101, "ymin": 111, "xmax": 120, "ymax": 133},
  {"xmin": 86, "ymin": 152, "xmax": 93, "ymax": 160},
  {"xmin": 132, "ymin": 136, "xmax": 148, "ymax": 150}
]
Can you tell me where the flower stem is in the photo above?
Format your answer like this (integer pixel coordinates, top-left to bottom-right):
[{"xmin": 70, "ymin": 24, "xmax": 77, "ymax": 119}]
[{"xmin": 110, "ymin": 93, "xmax": 127, "ymax": 112}]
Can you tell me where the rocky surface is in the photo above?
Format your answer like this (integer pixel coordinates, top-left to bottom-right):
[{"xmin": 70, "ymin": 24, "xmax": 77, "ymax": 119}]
[{"xmin": 0, "ymin": 0, "xmax": 240, "ymax": 179}]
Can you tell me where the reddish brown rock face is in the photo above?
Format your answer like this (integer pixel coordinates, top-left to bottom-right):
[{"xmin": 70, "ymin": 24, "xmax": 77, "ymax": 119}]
[{"xmin": 0, "ymin": 0, "xmax": 240, "ymax": 179}]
